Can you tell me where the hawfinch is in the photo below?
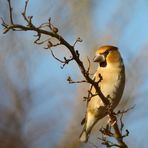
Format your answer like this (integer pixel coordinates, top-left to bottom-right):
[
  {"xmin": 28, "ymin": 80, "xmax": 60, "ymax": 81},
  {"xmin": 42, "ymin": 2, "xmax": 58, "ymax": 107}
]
[{"xmin": 79, "ymin": 45, "xmax": 125, "ymax": 142}]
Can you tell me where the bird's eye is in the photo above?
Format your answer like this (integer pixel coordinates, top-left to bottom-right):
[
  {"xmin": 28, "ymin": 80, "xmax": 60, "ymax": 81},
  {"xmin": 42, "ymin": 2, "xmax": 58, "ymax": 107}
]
[{"xmin": 104, "ymin": 50, "xmax": 109, "ymax": 56}]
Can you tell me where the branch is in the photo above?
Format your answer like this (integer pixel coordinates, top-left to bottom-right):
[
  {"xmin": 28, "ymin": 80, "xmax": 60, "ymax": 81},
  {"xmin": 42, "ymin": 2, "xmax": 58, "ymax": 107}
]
[
  {"xmin": 115, "ymin": 106, "xmax": 135, "ymax": 134},
  {"xmin": 86, "ymin": 56, "xmax": 91, "ymax": 74},
  {"xmin": 116, "ymin": 105, "xmax": 135, "ymax": 115},
  {"xmin": 22, "ymin": 0, "xmax": 29, "ymax": 22},
  {"xmin": 2, "ymin": 1, "xmax": 129, "ymax": 147},
  {"xmin": 67, "ymin": 76, "xmax": 87, "ymax": 84},
  {"xmin": 50, "ymin": 49, "xmax": 74, "ymax": 69},
  {"xmin": 22, "ymin": 0, "xmax": 34, "ymax": 28},
  {"xmin": 7, "ymin": 0, "xmax": 14, "ymax": 25},
  {"xmin": 109, "ymin": 115, "xmax": 128, "ymax": 148},
  {"xmin": 73, "ymin": 37, "xmax": 83, "ymax": 47}
]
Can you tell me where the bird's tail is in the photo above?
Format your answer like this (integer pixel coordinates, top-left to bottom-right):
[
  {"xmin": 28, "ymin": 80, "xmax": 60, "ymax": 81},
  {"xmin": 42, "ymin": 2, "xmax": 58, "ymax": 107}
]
[
  {"xmin": 79, "ymin": 129, "xmax": 88, "ymax": 142},
  {"xmin": 79, "ymin": 112, "xmax": 97, "ymax": 142}
]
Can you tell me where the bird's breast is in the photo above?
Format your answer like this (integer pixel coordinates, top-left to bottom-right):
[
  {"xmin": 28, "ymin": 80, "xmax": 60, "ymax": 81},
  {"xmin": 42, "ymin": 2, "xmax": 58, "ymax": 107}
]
[{"xmin": 92, "ymin": 65, "xmax": 125, "ymax": 107}]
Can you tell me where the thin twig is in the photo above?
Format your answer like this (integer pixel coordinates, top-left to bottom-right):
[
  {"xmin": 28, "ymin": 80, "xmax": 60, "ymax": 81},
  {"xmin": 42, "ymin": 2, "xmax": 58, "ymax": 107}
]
[
  {"xmin": 35, "ymin": 38, "xmax": 49, "ymax": 45},
  {"xmin": 50, "ymin": 49, "xmax": 74, "ymax": 68},
  {"xmin": 67, "ymin": 76, "xmax": 87, "ymax": 84},
  {"xmin": 34, "ymin": 32, "xmax": 41, "ymax": 44},
  {"xmin": 22, "ymin": 0, "xmax": 29, "ymax": 22},
  {"xmin": 116, "ymin": 105, "xmax": 135, "ymax": 115},
  {"xmin": 73, "ymin": 37, "xmax": 83, "ymax": 47},
  {"xmin": 86, "ymin": 56, "xmax": 91, "ymax": 74},
  {"xmin": 48, "ymin": 17, "xmax": 58, "ymax": 33},
  {"xmin": 50, "ymin": 49, "xmax": 65, "ymax": 63},
  {"xmin": 7, "ymin": 0, "xmax": 14, "ymax": 24},
  {"xmin": 38, "ymin": 22, "xmax": 49, "ymax": 29},
  {"xmin": 98, "ymin": 137, "xmax": 120, "ymax": 147}
]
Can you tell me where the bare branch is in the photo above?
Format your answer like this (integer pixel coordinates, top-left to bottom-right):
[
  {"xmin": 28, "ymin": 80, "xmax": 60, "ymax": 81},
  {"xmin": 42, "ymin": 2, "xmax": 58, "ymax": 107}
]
[
  {"xmin": 86, "ymin": 56, "xmax": 91, "ymax": 74},
  {"xmin": 48, "ymin": 17, "xmax": 58, "ymax": 33},
  {"xmin": 7, "ymin": 0, "xmax": 14, "ymax": 25},
  {"xmin": 121, "ymin": 129, "xmax": 129, "ymax": 138},
  {"xmin": 50, "ymin": 49, "xmax": 65, "ymax": 63},
  {"xmin": 38, "ymin": 22, "xmax": 49, "ymax": 29},
  {"xmin": 98, "ymin": 136, "xmax": 121, "ymax": 148},
  {"xmin": 116, "ymin": 105, "xmax": 135, "ymax": 115},
  {"xmin": 50, "ymin": 49, "xmax": 74, "ymax": 69},
  {"xmin": 73, "ymin": 37, "xmax": 83, "ymax": 47},
  {"xmin": 100, "ymin": 125, "xmax": 113, "ymax": 137},
  {"xmin": 35, "ymin": 38, "xmax": 49, "ymax": 45},
  {"xmin": 2, "ymin": 1, "xmax": 129, "ymax": 147},
  {"xmin": 97, "ymin": 73, "xmax": 103, "ymax": 83},
  {"xmin": 22, "ymin": 0, "xmax": 30, "ymax": 23},
  {"xmin": 24, "ymin": 0, "xmax": 29, "ymax": 15},
  {"xmin": 1, "ymin": 17, "xmax": 8, "ymax": 27},
  {"xmin": 1, "ymin": 3, "xmax": 110, "ymax": 105},
  {"xmin": 113, "ymin": 106, "xmax": 135, "ymax": 135},
  {"xmin": 67, "ymin": 76, "xmax": 87, "ymax": 84},
  {"xmin": 33, "ymin": 32, "xmax": 41, "ymax": 44}
]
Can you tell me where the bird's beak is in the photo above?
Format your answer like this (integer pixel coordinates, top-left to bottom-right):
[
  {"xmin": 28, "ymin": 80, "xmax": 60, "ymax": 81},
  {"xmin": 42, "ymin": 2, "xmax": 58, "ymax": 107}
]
[{"xmin": 93, "ymin": 54, "xmax": 105, "ymax": 63}]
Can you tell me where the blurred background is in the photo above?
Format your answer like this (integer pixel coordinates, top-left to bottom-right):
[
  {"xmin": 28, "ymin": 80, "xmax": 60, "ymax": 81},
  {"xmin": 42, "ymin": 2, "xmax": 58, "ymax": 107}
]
[{"xmin": 0, "ymin": 0, "xmax": 148, "ymax": 148}]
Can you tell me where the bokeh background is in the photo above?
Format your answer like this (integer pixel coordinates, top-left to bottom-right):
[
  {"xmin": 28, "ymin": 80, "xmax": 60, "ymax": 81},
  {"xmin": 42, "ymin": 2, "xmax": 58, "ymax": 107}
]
[{"xmin": 0, "ymin": 0, "xmax": 148, "ymax": 148}]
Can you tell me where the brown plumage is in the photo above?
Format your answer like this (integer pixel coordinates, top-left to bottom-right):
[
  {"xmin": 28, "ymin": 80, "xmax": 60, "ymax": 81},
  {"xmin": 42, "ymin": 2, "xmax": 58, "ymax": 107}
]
[{"xmin": 79, "ymin": 45, "xmax": 125, "ymax": 142}]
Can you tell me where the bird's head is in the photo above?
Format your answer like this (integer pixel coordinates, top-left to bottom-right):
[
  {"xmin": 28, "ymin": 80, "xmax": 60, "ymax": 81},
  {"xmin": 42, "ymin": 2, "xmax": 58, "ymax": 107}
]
[{"xmin": 93, "ymin": 45, "xmax": 122, "ymax": 67}]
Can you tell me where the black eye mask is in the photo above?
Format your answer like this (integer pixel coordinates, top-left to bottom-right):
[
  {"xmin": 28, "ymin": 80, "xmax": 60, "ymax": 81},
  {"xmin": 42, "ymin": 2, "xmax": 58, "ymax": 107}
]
[
  {"xmin": 100, "ymin": 50, "xmax": 109, "ymax": 67},
  {"xmin": 100, "ymin": 60, "xmax": 107, "ymax": 67}
]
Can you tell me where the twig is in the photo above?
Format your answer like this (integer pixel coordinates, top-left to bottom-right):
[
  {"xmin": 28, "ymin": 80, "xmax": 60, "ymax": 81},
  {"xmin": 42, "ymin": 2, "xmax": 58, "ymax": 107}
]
[
  {"xmin": 120, "ymin": 113, "xmax": 124, "ymax": 132},
  {"xmin": 50, "ymin": 49, "xmax": 65, "ymax": 63},
  {"xmin": 48, "ymin": 17, "xmax": 58, "ymax": 33},
  {"xmin": 50, "ymin": 49, "xmax": 74, "ymax": 69},
  {"xmin": 97, "ymin": 73, "xmax": 103, "ymax": 83},
  {"xmin": 38, "ymin": 22, "xmax": 49, "ymax": 29},
  {"xmin": 98, "ymin": 136, "xmax": 120, "ymax": 148},
  {"xmin": 67, "ymin": 76, "xmax": 87, "ymax": 84},
  {"xmin": 100, "ymin": 124, "xmax": 113, "ymax": 137},
  {"xmin": 34, "ymin": 38, "xmax": 49, "ymax": 45},
  {"xmin": 73, "ymin": 37, "xmax": 83, "ymax": 47},
  {"xmin": 110, "ymin": 115, "xmax": 128, "ymax": 148},
  {"xmin": 7, "ymin": 0, "xmax": 14, "ymax": 25},
  {"xmin": 116, "ymin": 105, "xmax": 135, "ymax": 115},
  {"xmin": 22, "ymin": 0, "xmax": 29, "ymax": 23},
  {"xmin": 34, "ymin": 32, "xmax": 41, "ymax": 44},
  {"xmin": 86, "ymin": 56, "xmax": 91, "ymax": 74}
]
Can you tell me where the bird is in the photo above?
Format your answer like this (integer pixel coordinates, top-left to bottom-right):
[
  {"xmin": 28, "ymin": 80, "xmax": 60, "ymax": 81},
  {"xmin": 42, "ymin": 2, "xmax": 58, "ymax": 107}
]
[{"xmin": 79, "ymin": 45, "xmax": 125, "ymax": 142}]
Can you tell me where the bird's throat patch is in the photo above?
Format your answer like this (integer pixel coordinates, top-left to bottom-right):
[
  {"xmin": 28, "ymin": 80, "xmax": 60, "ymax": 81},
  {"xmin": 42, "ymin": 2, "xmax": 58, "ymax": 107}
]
[{"xmin": 100, "ymin": 60, "xmax": 107, "ymax": 67}]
